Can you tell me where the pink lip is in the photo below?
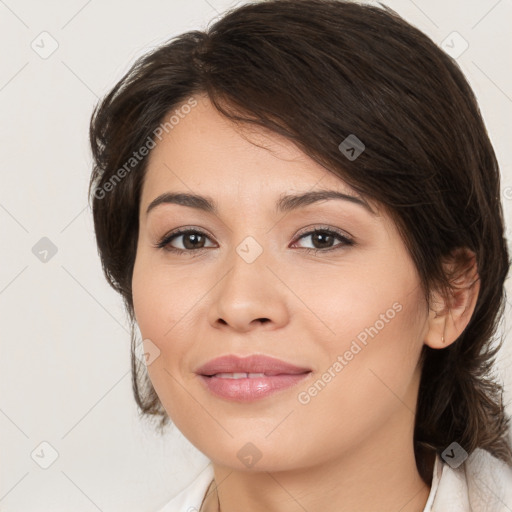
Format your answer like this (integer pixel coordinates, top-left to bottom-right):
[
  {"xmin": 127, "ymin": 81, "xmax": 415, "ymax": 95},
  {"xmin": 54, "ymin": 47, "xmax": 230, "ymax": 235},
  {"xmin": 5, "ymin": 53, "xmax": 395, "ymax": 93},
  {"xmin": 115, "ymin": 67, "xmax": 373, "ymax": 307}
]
[
  {"xmin": 196, "ymin": 354, "xmax": 311, "ymax": 402},
  {"xmin": 196, "ymin": 354, "xmax": 311, "ymax": 376}
]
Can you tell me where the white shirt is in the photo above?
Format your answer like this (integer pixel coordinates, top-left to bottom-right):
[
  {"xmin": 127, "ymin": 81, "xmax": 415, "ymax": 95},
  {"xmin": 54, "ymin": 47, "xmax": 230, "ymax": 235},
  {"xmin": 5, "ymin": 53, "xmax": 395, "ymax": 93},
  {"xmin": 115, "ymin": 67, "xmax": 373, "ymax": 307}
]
[{"xmin": 156, "ymin": 448, "xmax": 512, "ymax": 511}]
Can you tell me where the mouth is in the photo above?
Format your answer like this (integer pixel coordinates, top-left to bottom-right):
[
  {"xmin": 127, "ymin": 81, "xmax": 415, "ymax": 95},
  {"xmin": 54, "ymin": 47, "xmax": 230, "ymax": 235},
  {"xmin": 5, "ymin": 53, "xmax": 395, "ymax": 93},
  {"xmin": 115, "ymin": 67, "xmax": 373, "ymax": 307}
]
[
  {"xmin": 207, "ymin": 372, "xmax": 272, "ymax": 379},
  {"xmin": 196, "ymin": 353, "xmax": 311, "ymax": 376},
  {"xmin": 195, "ymin": 354, "xmax": 312, "ymax": 401}
]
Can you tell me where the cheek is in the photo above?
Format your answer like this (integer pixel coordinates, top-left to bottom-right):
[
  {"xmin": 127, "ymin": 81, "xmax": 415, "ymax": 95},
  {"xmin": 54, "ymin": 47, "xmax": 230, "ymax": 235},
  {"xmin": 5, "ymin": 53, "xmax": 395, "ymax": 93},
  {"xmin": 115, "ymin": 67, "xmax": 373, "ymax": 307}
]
[
  {"xmin": 299, "ymin": 259, "xmax": 427, "ymax": 399},
  {"xmin": 293, "ymin": 258, "xmax": 425, "ymax": 352},
  {"xmin": 132, "ymin": 258, "xmax": 161, "ymax": 339},
  {"xmin": 131, "ymin": 257, "xmax": 199, "ymax": 423},
  {"xmin": 292, "ymin": 284, "xmax": 426, "ymax": 453},
  {"xmin": 131, "ymin": 252, "xmax": 210, "ymax": 389},
  {"xmin": 132, "ymin": 252, "xmax": 193, "ymax": 343}
]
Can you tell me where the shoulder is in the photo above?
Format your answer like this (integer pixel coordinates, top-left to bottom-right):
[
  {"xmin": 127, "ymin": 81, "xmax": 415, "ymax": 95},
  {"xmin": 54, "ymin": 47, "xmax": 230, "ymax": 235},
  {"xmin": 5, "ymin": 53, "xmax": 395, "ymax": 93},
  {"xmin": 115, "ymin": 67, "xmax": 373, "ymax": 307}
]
[
  {"xmin": 464, "ymin": 448, "xmax": 512, "ymax": 510},
  {"xmin": 155, "ymin": 465, "xmax": 215, "ymax": 512},
  {"xmin": 431, "ymin": 447, "xmax": 512, "ymax": 512}
]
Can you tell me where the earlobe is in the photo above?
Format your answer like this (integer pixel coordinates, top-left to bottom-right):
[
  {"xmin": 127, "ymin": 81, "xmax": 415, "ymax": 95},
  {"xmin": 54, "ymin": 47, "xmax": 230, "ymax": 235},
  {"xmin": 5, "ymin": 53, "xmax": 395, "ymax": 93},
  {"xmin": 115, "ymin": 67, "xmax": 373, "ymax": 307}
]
[
  {"xmin": 424, "ymin": 249, "xmax": 480, "ymax": 350},
  {"xmin": 424, "ymin": 300, "xmax": 448, "ymax": 349}
]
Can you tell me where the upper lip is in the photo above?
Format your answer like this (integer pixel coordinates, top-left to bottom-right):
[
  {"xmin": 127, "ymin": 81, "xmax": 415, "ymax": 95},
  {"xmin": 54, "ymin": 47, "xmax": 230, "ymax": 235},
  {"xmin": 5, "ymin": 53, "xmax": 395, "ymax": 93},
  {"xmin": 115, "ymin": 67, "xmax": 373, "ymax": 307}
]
[{"xmin": 196, "ymin": 354, "xmax": 311, "ymax": 376}]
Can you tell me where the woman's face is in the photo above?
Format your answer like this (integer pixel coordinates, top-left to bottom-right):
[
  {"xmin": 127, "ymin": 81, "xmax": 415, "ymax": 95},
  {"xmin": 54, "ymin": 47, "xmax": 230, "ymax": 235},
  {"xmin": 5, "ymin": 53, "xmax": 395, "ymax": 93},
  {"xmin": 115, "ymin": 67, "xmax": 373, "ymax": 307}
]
[{"xmin": 132, "ymin": 94, "xmax": 432, "ymax": 472}]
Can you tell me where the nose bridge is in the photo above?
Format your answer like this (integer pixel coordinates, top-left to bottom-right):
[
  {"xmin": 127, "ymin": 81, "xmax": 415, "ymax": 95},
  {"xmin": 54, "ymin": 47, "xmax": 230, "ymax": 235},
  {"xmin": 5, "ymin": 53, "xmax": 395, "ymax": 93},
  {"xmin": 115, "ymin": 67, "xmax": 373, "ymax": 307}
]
[
  {"xmin": 235, "ymin": 234, "xmax": 266, "ymax": 266},
  {"xmin": 208, "ymin": 231, "xmax": 288, "ymax": 330},
  {"xmin": 225, "ymin": 232, "xmax": 271, "ymax": 304}
]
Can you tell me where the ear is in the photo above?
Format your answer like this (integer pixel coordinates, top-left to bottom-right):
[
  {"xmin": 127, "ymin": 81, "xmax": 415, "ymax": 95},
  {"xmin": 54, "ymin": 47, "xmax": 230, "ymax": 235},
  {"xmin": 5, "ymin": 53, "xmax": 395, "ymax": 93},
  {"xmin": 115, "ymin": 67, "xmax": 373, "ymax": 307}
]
[{"xmin": 424, "ymin": 248, "xmax": 480, "ymax": 349}]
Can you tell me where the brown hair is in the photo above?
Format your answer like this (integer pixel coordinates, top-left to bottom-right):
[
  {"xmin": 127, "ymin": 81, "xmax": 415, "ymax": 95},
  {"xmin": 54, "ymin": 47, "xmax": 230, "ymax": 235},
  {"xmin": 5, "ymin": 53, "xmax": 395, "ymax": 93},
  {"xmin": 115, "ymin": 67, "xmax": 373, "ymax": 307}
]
[{"xmin": 88, "ymin": 0, "xmax": 512, "ymax": 481}]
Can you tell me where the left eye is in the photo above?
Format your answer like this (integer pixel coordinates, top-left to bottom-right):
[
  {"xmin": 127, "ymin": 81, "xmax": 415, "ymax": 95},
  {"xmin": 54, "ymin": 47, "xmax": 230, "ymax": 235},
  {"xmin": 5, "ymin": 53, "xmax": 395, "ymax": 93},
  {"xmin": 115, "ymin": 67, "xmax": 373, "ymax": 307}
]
[
  {"xmin": 154, "ymin": 227, "xmax": 354, "ymax": 254},
  {"xmin": 293, "ymin": 228, "xmax": 354, "ymax": 252}
]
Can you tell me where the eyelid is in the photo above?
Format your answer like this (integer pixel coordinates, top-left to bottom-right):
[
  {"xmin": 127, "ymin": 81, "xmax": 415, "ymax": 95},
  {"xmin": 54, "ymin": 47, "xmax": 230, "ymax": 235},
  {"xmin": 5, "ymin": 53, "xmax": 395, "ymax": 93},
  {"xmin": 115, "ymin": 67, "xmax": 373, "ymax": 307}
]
[
  {"xmin": 293, "ymin": 224, "xmax": 354, "ymax": 241},
  {"xmin": 154, "ymin": 224, "xmax": 355, "ymax": 253}
]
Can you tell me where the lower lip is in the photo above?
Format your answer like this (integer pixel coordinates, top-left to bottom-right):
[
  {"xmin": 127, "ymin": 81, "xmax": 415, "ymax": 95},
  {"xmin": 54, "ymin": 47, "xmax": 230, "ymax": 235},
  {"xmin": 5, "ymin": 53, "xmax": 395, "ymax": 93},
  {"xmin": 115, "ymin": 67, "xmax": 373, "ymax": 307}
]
[{"xmin": 198, "ymin": 373, "xmax": 311, "ymax": 401}]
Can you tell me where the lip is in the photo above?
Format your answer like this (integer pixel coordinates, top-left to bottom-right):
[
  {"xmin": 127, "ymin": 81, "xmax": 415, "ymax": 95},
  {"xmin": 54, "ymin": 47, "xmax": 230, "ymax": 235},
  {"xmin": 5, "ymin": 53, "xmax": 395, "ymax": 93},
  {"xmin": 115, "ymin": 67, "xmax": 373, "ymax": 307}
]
[
  {"xmin": 196, "ymin": 354, "xmax": 312, "ymax": 402},
  {"xmin": 196, "ymin": 354, "xmax": 311, "ymax": 376}
]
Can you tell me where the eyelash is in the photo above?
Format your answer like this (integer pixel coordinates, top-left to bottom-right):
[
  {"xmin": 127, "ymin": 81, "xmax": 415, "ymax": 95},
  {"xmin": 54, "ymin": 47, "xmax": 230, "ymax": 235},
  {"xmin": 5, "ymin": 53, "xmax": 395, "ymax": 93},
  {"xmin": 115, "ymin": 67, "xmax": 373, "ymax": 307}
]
[{"xmin": 153, "ymin": 226, "xmax": 355, "ymax": 256}]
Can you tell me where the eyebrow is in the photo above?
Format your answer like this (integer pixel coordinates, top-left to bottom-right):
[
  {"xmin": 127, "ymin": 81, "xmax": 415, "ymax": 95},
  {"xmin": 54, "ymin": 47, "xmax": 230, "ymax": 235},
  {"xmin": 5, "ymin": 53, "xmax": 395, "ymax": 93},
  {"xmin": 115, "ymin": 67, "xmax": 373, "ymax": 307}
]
[{"xmin": 145, "ymin": 189, "xmax": 375, "ymax": 216}]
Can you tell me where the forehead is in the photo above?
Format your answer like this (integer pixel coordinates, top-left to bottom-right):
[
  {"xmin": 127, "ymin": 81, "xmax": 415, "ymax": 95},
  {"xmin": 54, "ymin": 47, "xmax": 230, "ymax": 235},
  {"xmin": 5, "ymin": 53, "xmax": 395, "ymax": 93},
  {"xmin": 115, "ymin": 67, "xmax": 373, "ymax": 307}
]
[{"xmin": 141, "ymin": 95, "xmax": 358, "ymax": 206}]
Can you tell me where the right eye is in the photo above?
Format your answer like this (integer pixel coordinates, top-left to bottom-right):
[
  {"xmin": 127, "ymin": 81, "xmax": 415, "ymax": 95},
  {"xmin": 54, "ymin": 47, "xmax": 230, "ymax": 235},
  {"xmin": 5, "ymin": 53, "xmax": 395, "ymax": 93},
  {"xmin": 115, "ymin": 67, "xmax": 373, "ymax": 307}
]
[{"xmin": 154, "ymin": 228, "xmax": 216, "ymax": 254}]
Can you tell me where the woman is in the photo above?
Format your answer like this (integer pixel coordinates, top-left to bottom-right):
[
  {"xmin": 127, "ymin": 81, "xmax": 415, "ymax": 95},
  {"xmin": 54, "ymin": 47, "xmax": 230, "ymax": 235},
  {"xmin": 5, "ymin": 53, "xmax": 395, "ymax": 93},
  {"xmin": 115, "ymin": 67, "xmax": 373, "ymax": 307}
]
[{"xmin": 88, "ymin": 1, "xmax": 512, "ymax": 510}]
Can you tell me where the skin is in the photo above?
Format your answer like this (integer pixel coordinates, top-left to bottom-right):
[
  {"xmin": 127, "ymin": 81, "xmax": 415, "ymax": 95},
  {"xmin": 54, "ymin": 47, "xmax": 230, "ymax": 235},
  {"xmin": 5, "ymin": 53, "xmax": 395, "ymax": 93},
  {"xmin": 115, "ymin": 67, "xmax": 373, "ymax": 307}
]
[{"xmin": 132, "ymin": 94, "xmax": 479, "ymax": 512}]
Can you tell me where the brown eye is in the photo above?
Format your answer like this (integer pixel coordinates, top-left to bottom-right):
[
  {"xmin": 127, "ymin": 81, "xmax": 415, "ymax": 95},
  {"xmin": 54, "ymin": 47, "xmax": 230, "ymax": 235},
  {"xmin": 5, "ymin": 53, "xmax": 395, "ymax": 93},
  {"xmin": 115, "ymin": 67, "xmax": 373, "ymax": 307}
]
[
  {"xmin": 179, "ymin": 232, "xmax": 207, "ymax": 250},
  {"xmin": 155, "ymin": 229, "xmax": 215, "ymax": 252},
  {"xmin": 292, "ymin": 228, "xmax": 354, "ymax": 253}
]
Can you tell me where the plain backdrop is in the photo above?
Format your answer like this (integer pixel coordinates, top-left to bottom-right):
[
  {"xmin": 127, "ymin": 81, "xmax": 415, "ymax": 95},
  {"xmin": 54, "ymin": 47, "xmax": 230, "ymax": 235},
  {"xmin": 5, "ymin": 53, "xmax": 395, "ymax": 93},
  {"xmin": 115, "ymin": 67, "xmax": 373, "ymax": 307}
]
[{"xmin": 1, "ymin": 0, "xmax": 511, "ymax": 510}]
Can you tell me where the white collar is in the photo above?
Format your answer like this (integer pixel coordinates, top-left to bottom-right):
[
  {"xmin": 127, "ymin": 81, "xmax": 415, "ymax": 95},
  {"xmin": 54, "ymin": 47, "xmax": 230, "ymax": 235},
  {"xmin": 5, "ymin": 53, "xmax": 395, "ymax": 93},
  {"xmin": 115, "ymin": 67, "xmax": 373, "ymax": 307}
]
[{"xmin": 427, "ymin": 448, "xmax": 512, "ymax": 511}]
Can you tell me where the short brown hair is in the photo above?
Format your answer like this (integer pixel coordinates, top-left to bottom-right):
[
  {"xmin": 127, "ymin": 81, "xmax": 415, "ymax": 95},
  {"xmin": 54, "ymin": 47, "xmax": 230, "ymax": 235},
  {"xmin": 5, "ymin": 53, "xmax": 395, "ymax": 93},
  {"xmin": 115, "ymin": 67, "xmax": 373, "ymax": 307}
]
[{"xmin": 88, "ymin": 0, "xmax": 512, "ymax": 482}]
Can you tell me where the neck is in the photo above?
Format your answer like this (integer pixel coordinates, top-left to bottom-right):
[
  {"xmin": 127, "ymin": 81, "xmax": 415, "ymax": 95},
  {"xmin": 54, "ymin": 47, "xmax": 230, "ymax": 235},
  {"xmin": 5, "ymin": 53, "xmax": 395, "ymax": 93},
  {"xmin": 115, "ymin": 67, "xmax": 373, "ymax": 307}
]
[{"xmin": 203, "ymin": 410, "xmax": 433, "ymax": 512}]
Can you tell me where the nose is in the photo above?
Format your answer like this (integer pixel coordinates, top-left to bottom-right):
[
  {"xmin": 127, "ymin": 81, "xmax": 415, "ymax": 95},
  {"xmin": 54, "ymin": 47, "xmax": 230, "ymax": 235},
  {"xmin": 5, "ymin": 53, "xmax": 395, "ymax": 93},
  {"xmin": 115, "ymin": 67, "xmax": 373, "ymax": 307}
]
[{"xmin": 207, "ymin": 240, "xmax": 290, "ymax": 333}]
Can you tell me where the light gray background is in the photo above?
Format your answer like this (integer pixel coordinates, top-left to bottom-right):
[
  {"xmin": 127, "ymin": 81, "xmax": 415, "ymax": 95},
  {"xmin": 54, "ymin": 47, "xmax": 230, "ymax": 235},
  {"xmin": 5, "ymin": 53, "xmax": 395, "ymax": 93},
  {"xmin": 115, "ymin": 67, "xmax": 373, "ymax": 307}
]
[{"xmin": 1, "ymin": 0, "xmax": 511, "ymax": 510}]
